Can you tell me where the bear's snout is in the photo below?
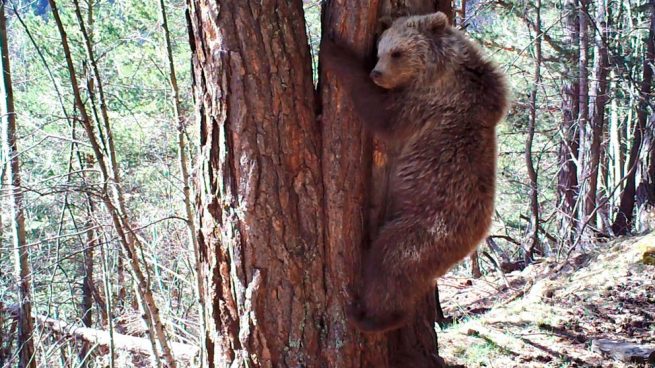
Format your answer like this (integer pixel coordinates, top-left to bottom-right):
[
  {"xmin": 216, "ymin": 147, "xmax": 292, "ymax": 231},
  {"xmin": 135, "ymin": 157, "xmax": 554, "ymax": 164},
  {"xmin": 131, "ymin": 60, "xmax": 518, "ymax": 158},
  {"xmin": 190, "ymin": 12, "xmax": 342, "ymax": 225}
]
[{"xmin": 369, "ymin": 69, "xmax": 383, "ymax": 81}]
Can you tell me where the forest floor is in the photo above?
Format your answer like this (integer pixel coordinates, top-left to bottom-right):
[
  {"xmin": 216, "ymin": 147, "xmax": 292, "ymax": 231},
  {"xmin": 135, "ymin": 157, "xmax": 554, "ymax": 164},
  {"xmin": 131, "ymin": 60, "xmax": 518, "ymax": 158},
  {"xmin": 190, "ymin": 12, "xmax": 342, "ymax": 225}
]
[{"xmin": 438, "ymin": 233, "xmax": 655, "ymax": 368}]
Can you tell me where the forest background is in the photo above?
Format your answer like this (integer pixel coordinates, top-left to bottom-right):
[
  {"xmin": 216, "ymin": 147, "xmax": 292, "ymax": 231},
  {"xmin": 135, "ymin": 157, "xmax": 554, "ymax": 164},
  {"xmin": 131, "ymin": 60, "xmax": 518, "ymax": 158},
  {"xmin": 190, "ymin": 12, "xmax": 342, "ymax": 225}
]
[{"xmin": 0, "ymin": 0, "xmax": 653, "ymax": 367}]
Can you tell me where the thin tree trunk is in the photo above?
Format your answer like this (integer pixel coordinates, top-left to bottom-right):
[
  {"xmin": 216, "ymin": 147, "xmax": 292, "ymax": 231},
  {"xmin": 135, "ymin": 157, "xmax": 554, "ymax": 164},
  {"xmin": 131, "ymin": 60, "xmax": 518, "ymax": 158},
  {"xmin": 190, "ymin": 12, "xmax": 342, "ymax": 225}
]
[
  {"xmin": 80, "ymin": 222, "xmax": 95, "ymax": 361},
  {"xmin": 0, "ymin": 3, "xmax": 36, "ymax": 367},
  {"xmin": 585, "ymin": 0, "xmax": 610, "ymax": 231},
  {"xmin": 79, "ymin": 154, "xmax": 96, "ymax": 366},
  {"xmin": 636, "ymin": 0, "xmax": 655, "ymax": 208},
  {"xmin": 97, "ymin": 221, "xmax": 116, "ymax": 368},
  {"xmin": 576, "ymin": 0, "xmax": 592, "ymax": 240},
  {"xmin": 598, "ymin": 133, "xmax": 611, "ymax": 233},
  {"xmin": 470, "ymin": 252, "xmax": 482, "ymax": 278},
  {"xmin": 48, "ymin": 1, "xmax": 176, "ymax": 366},
  {"xmin": 525, "ymin": 0, "xmax": 542, "ymax": 262},
  {"xmin": 158, "ymin": 1, "xmax": 208, "ymax": 367},
  {"xmin": 558, "ymin": 0, "xmax": 580, "ymax": 249},
  {"xmin": 434, "ymin": 284, "xmax": 447, "ymax": 325},
  {"xmin": 609, "ymin": 70, "xmax": 622, "ymax": 211},
  {"xmin": 116, "ymin": 253, "xmax": 126, "ymax": 308},
  {"xmin": 636, "ymin": 115, "xmax": 655, "ymax": 206},
  {"xmin": 612, "ymin": 0, "xmax": 654, "ymax": 234}
]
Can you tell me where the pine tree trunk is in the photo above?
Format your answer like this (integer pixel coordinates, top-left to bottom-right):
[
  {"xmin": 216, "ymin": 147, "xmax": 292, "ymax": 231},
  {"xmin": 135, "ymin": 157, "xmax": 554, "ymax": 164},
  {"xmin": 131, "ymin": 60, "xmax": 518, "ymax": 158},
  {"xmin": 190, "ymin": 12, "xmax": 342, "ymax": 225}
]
[
  {"xmin": 187, "ymin": 1, "xmax": 327, "ymax": 366},
  {"xmin": 319, "ymin": 1, "xmax": 385, "ymax": 366},
  {"xmin": 558, "ymin": 0, "xmax": 580, "ymax": 248},
  {"xmin": 188, "ymin": 0, "xmax": 450, "ymax": 367}
]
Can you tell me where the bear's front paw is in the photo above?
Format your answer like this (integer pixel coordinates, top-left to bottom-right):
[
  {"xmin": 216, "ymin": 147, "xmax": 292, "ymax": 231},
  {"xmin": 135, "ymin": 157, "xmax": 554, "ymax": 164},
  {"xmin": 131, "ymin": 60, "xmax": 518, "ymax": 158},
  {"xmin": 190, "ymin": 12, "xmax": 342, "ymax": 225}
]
[
  {"xmin": 320, "ymin": 39, "xmax": 364, "ymax": 75},
  {"xmin": 346, "ymin": 300, "xmax": 408, "ymax": 333}
]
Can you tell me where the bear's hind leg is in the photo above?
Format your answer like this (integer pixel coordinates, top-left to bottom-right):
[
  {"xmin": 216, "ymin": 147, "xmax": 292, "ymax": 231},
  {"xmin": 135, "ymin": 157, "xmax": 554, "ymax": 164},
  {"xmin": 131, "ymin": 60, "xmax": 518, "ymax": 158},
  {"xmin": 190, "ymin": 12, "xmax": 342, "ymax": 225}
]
[{"xmin": 348, "ymin": 217, "xmax": 435, "ymax": 333}]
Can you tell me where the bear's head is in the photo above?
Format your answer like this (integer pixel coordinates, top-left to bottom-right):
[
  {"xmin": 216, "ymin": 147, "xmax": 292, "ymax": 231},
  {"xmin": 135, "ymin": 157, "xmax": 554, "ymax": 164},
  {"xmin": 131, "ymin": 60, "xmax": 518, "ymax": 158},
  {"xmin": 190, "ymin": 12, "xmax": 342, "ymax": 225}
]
[{"xmin": 371, "ymin": 12, "xmax": 453, "ymax": 89}]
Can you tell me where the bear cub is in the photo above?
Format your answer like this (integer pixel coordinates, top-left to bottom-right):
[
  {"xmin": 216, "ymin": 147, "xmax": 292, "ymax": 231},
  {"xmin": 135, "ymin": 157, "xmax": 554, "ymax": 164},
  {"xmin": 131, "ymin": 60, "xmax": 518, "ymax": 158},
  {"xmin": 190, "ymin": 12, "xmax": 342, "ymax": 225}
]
[{"xmin": 321, "ymin": 12, "xmax": 509, "ymax": 332}]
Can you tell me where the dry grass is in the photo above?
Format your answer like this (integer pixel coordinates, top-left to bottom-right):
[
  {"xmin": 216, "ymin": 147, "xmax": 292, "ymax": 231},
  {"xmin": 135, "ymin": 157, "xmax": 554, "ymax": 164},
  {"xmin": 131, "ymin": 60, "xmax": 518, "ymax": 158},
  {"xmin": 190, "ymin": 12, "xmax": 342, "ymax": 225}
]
[{"xmin": 438, "ymin": 234, "xmax": 655, "ymax": 368}]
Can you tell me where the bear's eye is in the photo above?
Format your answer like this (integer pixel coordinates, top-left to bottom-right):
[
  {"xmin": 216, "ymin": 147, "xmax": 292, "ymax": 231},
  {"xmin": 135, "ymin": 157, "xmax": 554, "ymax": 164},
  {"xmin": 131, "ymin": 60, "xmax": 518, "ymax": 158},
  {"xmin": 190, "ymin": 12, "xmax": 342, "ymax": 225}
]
[{"xmin": 391, "ymin": 51, "xmax": 403, "ymax": 59}]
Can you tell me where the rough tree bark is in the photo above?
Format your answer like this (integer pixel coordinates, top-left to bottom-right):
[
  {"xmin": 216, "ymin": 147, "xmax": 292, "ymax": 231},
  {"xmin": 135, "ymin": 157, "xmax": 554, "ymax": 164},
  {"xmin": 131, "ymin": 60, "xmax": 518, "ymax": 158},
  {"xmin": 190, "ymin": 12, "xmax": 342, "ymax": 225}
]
[
  {"xmin": 558, "ymin": 0, "xmax": 580, "ymax": 248},
  {"xmin": 188, "ymin": 0, "xmax": 451, "ymax": 367},
  {"xmin": 187, "ymin": 1, "xmax": 326, "ymax": 366},
  {"xmin": 0, "ymin": 3, "xmax": 36, "ymax": 367}
]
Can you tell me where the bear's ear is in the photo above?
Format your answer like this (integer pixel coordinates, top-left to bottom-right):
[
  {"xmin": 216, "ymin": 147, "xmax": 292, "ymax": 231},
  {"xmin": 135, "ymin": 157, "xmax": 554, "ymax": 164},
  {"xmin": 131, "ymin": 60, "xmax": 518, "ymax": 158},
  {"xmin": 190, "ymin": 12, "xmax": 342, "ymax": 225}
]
[
  {"xmin": 378, "ymin": 16, "xmax": 394, "ymax": 33},
  {"xmin": 407, "ymin": 12, "xmax": 449, "ymax": 33}
]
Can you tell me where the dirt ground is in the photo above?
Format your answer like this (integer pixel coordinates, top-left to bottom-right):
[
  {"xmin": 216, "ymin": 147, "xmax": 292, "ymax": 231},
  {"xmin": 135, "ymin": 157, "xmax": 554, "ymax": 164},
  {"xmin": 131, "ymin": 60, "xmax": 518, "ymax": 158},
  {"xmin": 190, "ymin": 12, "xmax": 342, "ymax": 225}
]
[{"xmin": 438, "ymin": 234, "xmax": 655, "ymax": 368}]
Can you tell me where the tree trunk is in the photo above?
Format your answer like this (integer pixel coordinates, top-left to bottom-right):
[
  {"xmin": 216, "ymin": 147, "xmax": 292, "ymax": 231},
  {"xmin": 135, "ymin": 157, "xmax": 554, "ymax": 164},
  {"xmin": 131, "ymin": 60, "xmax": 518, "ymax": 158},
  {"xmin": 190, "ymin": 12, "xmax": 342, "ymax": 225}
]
[
  {"xmin": 609, "ymin": 69, "xmax": 623, "ymax": 211},
  {"xmin": 525, "ymin": 0, "xmax": 542, "ymax": 262},
  {"xmin": 584, "ymin": 0, "xmax": 610, "ymax": 232},
  {"xmin": 612, "ymin": 0, "xmax": 655, "ymax": 235},
  {"xmin": 636, "ymin": 3, "xmax": 655, "ymax": 209},
  {"xmin": 0, "ymin": 3, "xmax": 37, "ymax": 367},
  {"xmin": 558, "ymin": 0, "xmax": 580, "ymax": 249},
  {"xmin": 187, "ymin": 1, "xmax": 326, "ymax": 367},
  {"xmin": 188, "ymin": 0, "xmax": 450, "ymax": 367},
  {"xmin": 80, "ymin": 154, "xmax": 98, "ymax": 365},
  {"xmin": 80, "ymin": 214, "xmax": 95, "ymax": 363},
  {"xmin": 321, "ymin": 0, "xmax": 448, "ymax": 365},
  {"xmin": 636, "ymin": 115, "xmax": 655, "ymax": 207},
  {"xmin": 576, "ymin": 0, "xmax": 592, "ymax": 240},
  {"xmin": 319, "ymin": 1, "xmax": 384, "ymax": 366},
  {"xmin": 470, "ymin": 252, "xmax": 482, "ymax": 279}
]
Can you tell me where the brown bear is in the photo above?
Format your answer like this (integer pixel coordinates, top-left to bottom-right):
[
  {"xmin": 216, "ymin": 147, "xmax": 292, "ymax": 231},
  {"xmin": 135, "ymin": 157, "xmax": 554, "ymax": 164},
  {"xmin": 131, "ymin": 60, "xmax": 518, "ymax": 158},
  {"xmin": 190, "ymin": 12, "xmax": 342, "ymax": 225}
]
[{"xmin": 321, "ymin": 11, "xmax": 509, "ymax": 332}]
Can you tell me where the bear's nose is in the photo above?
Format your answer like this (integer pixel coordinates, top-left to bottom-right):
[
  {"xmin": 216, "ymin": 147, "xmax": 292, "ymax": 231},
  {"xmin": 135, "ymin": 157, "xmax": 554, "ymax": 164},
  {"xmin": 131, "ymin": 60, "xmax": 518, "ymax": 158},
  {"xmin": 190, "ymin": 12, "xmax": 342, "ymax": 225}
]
[{"xmin": 370, "ymin": 70, "xmax": 382, "ymax": 80}]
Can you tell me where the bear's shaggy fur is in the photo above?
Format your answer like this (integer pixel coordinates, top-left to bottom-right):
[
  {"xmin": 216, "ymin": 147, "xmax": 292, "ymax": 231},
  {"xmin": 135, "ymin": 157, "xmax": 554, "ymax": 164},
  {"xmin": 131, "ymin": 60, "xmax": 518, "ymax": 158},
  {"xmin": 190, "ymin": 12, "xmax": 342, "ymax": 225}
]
[{"xmin": 321, "ymin": 12, "xmax": 509, "ymax": 332}]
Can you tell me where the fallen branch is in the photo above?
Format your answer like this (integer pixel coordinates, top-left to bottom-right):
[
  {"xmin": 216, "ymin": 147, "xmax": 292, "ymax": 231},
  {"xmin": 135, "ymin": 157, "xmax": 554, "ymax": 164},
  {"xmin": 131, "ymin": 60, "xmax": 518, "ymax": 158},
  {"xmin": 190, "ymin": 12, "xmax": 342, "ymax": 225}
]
[{"xmin": 3, "ymin": 305, "xmax": 198, "ymax": 362}]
